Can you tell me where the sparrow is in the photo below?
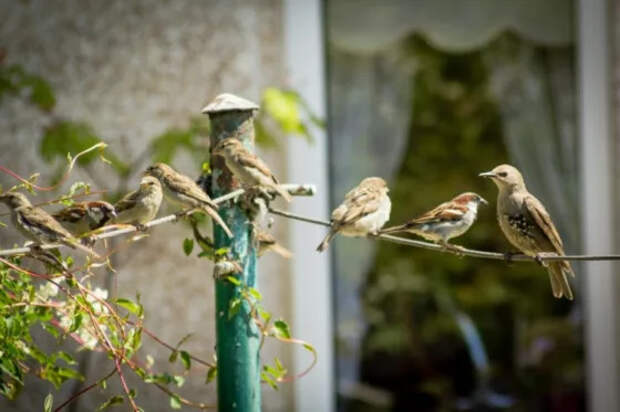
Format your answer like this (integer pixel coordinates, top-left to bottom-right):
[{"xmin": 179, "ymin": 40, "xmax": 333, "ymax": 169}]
[
  {"xmin": 0, "ymin": 191, "xmax": 100, "ymax": 259},
  {"xmin": 53, "ymin": 201, "xmax": 116, "ymax": 236},
  {"xmin": 479, "ymin": 164, "xmax": 574, "ymax": 300},
  {"xmin": 380, "ymin": 192, "xmax": 487, "ymax": 249},
  {"xmin": 256, "ymin": 230, "xmax": 292, "ymax": 259},
  {"xmin": 113, "ymin": 175, "xmax": 163, "ymax": 229},
  {"xmin": 212, "ymin": 138, "xmax": 292, "ymax": 202},
  {"xmin": 145, "ymin": 163, "xmax": 233, "ymax": 238},
  {"xmin": 317, "ymin": 177, "xmax": 391, "ymax": 252}
]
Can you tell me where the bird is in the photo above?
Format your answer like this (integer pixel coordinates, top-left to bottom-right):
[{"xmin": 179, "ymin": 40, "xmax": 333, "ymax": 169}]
[
  {"xmin": 113, "ymin": 175, "xmax": 163, "ymax": 229},
  {"xmin": 479, "ymin": 164, "xmax": 574, "ymax": 300},
  {"xmin": 53, "ymin": 201, "xmax": 116, "ymax": 236},
  {"xmin": 317, "ymin": 177, "xmax": 391, "ymax": 252},
  {"xmin": 380, "ymin": 192, "xmax": 487, "ymax": 250},
  {"xmin": 212, "ymin": 138, "xmax": 292, "ymax": 202},
  {"xmin": 145, "ymin": 163, "xmax": 233, "ymax": 238},
  {"xmin": 256, "ymin": 230, "xmax": 292, "ymax": 259},
  {"xmin": 0, "ymin": 191, "xmax": 100, "ymax": 259}
]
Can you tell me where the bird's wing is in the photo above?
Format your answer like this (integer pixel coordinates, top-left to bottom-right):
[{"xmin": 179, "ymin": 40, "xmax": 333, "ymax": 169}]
[
  {"xmin": 234, "ymin": 151, "xmax": 278, "ymax": 184},
  {"xmin": 165, "ymin": 172, "xmax": 219, "ymax": 209},
  {"xmin": 335, "ymin": 188, "xmax": 382, "ymax": 224},
  {"xmin": 19, "ymin": 206, "xmax": 74, "ymax": 239},
  {"xmin": 53, "ymin": 204, "xmax": 87, "ymax": 223},
  {"xmin": 409, "ymin": 201, "xmax": 467, "ymax": 225},
  {"xmin": 524, "ymin": 195, "xmax": 564, "ymax": 252},
  {"xmin": 114, "ymin": 190, "xmax": 140, "ymax": 213}
]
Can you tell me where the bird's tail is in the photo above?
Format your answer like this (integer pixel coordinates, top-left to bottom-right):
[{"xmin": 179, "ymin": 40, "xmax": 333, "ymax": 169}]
[
  {"xmin": 274, "ymin": 185, "xmax": 292, "ymax": 202},
  {"xmin": 547, "ymin": 260, "xmax": 574, "ymax": 300},
  {"xmin": 203, "ymin": 206, "xmax": 233, "ymax": 238},
  {"xmin": 380, "ymin": 223, "xmax": 415, "ymax": 235},
  {"xmin": 63, "ymin": 238, "xmax": 101, "ymax": 260},
  {"xmin": 270, "ymin": 243, "xmax": 293, "ymax": 259},
  {"xmin": 316, "ymin": 230, "xmax": 336, "ymax": 252}
]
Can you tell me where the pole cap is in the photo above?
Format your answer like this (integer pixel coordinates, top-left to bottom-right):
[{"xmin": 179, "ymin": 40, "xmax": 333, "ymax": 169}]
[{"xmin": 202, "ymin": 93, "xmax": 259, "ymax": 114}]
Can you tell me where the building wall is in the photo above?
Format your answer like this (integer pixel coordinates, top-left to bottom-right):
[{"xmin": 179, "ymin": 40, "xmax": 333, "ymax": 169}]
[{"xmin": 0, "ymin": 1, "xmax": 294, "ymax": 411}]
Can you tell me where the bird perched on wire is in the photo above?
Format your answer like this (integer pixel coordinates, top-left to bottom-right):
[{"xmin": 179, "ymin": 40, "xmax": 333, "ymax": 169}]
[
  {"xmin": 256, "ymin": 230, "xmax": 292, "ymax": 259},
  {"xmin": 317, "ymin": 177, "xmax": 391, "ymax": 252},
  {"xmin": 145, "ymin": 163, "xmax": 233, "ymax": 238},
  {"xmin": 113, "ymin": 175, "xmax": 163, "ymax": 230},
  {"xmin": 381, "ymin": 192, "xmax": 487, "ymax": 251},
  {"xmin": 53, "ymin": 201, "xmax": 116, "ymax": 236},
  {"xmin": 212, "ymin": 138, "xmax": 292, "ymax": 202},
  {"xmin": 479, "ymin": 164, "xmax": 574, "ymax": 300},
  {"xmin": 0, "ymin": 191, "xmax": 100, "ymax": 259}
]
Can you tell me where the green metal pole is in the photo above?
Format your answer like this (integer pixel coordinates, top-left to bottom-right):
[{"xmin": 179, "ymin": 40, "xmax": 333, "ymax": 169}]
[{"xmin": 203, "ymin": 94, "xmax": 261, "ymax": 412}]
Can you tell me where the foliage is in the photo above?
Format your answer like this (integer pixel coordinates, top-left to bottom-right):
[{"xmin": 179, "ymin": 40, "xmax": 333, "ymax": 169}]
[
  {"xmin": 0, "ymin": 63, "xmax": 55, "ymax": 111},
  {"xmin": 0, "ymin": 58, "xmax": 321, "ymax": 409},
  {"xmin": 356, "ymin": 34, "xmax": 582, "ymax": 411}
]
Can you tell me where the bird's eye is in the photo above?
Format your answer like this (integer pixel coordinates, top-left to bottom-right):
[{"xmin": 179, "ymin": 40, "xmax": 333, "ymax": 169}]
[{"xmin": 498, "ymin": 172, "xmax": 508, "ymax": 177}]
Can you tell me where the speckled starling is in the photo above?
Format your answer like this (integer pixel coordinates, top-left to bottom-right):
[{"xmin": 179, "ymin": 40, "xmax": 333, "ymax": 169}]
[{"xmin": 480, "ymin": 164, "xmax": 574, "ymax": 300}]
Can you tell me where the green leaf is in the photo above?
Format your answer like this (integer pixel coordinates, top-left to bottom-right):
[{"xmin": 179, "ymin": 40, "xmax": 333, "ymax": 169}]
[
  {"xmin": 273, "ymin": 320, "xmax": 291, "ymax": 339},
  {"xmin": 228, "ymin": 298, "xmax": 242, "ymax": 320},
  {"xmin": 68, "ymin": 312, "xmax": 83, "ymax": 333},
  {"xmin": 179, "ymin": 351, "xmax": 191, "ymax": 370},
  {"xmin": 168, "ymin": 351, "xmax": 178, "ymax": 364},
  {"xmin": 40, "ymin": 121, "xmax": 129, "ymax": 175},
  {"xmin": 114, "ymin": 298, "xmax": 141, "ymax": 316},
  {"xmin": 172, "ymin": 375, "xmax": 185, "ymax": 387},
  {"xmin": 151, "ymin": 129, "xmax": 194, "ymax": 164},
  {"xmin": 261, "ymin": 371, "xmax": 278, "ymax": 390},
  {"xmin": 169, "ymin": 394, "xmax": 182, "ymax": 409},
  {"xmin": 44, "ymin": 393, "xmax": 53, "ymax": 412},
  {"xmin": 215, "ymin": 247, "xmax": 229, "ymax": 256},
  {"xmin": 258, "ymin": 306, "xmax": 272, "ymax": 323},
  {"xmin": 248, "ymin": 287, "xmax": 262, "ymax": 301},
  {"xmin": 182, "ymin": 238, "xmax": 194, "ymax": 256},
  {"xmin": 206, "ymin": 366, "xmax": 217, "ymax": 384},
  {"xmin": 226, "ymin": 276, "xmax": 241, "ymax": 286},
  {"xmin": 97, "ymin": 395, "xmax": 124, "ymax": 411}
]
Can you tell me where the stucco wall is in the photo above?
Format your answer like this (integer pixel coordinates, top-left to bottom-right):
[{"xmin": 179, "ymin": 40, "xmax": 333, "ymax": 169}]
[{"xmin": 0, "ymin": 1, "xmax": 294, "ymax": 411}]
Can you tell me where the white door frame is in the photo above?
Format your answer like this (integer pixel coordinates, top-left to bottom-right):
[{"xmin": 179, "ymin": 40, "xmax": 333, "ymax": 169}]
[
  {"xmin": 284, "ymin": 1, "xmax": 334, "ymax": 412},
  {"xmin": 578, "ymin": 0, "xmax": 619, "ymax": 411}
]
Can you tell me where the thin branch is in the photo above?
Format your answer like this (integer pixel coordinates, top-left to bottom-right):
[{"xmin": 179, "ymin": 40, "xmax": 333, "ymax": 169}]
[
  {"xmin": 0, "ymin": 184, "xmax": 315, "ymax": 257},
  {"xmin": 53, "ymin": 368, "xmax": 116, "ymax": 412},
  {"xmin": 268, "ymin": 208, "xmax": 620, "ymax": 263}
]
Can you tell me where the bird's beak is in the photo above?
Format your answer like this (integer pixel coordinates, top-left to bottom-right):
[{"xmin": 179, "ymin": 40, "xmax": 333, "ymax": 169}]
[
  {"xmin": 479, "ymin": 197, "xmax": 488, "ymax": 206},
  {"xmin": 110, "ymin": 210, "xmax": 118, "ymax": 218},
  {"xmin": 478, "ymin": 171, "xmax": 496, "ymax": 179}
]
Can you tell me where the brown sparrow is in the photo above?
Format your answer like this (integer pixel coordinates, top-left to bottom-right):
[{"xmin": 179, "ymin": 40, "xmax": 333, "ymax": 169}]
[
  {"xmin": 53, "ymin": 201, "xmax": 116, "ymax": 236},
  {"xmin": 381, "ymin": 192, "xmax": 487, "ymax": 249},
  {"xmin": 145, "ymin": 163, "xmax": 233, "ymax": 238},
  {"xmin": 256, "ymin": 230, "xmax": 292, "ymax": 259},
  {"xmin": 212, "ymin": 138, "xmax": 292, "ymax": 202},
  {"xmin": 0, "ymin": 191, "xmax": 100, "ymax": 259},
  {"xmin": 113, "ymin": 176, "xmax": 163, "ymax": 229},
  {"xmin": 317, "ymin": 177, "xmax": 391, "ymax": 252}
]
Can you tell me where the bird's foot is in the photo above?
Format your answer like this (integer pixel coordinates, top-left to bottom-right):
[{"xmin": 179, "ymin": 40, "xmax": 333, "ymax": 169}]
[
  {"xmin": 504, "ymin": 251, "xmax": 517, "ymax": 264},
  {"xmin": 534, "ymin": 253, "xmax": 553, "ymax": 266},
  {"xmin": 442, "ymin": 242, "xmax": 465, "ymax": 256},
  {"xmin": 134, "ymin": 224, "xmax": 148, "ymax": 232},
  {"xmin": 367, "ymin": 230, "xmax": 380, "ymax": 239}
]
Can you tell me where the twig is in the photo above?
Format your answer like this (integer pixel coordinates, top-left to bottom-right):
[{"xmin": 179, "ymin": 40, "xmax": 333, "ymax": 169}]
[
  {"xmin": 53, "ymin": 368, "xmax": 116, "ymax": 412},
  {"xmin": 268, "ymin": 208, "xmax": 620, "ymax": 263}
]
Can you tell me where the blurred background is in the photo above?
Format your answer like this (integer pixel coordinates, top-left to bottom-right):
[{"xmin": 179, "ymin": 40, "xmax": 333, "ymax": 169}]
[{"xmin": 1, "ymin": 0, "xmax": 619, "ymax": 411}]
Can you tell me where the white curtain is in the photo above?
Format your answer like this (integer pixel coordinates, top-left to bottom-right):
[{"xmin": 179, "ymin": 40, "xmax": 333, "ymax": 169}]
[{"xmin": 328, "ymin": 0, "xmax": 577, "ymax": 389}]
